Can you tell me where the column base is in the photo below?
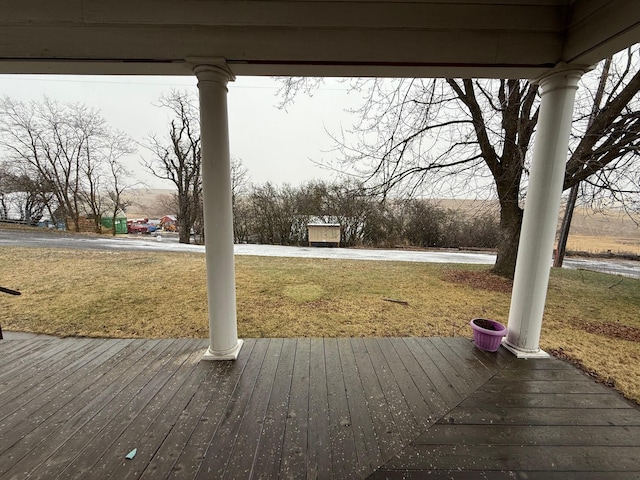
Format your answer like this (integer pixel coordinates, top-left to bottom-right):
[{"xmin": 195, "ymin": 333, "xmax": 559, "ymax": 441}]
[
  {"xmin": 502, "ymin": 340, "xmax": 550, "ymax": 359},
  {"xmin": 202, "ymin": 339, "xmax": 244, "ymax": 361}
]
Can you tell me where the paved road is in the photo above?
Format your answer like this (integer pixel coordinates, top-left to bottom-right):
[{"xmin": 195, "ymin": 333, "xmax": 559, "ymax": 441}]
[{"xmin": 1, "ymin": 229, "xmax": 638, "ymax": 279}]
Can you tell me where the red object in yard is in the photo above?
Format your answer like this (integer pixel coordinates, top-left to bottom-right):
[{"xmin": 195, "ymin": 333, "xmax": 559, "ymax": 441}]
[{"xmin": 127, "ymin": 223, "xmax": 149, "ymax": 234}]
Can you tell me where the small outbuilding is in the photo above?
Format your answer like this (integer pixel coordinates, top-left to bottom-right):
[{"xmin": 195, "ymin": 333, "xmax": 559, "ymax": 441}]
[
  {"xmin": 307, "ymin": 223, "xmax": 341, "ymax": 248},
  {"xmin": 101, "ymin": 215, "xmax": 128, "ymax": 234},
  {"xmin": 160, "ymin": 215, "xmax": 177, "ymax": 232}
]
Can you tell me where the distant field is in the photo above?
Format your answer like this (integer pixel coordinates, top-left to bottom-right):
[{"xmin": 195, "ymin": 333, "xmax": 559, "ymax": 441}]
[
  {"xmin": 556, "ymin": 205, "xmax": 639, "ymax": 255},
  {"xmin": 566, "ymin": 234, "xmax": 640, "ymax": 255},
  {"xmin": 438, "ymin": 199, "xmax": 640, "ymax": 255}
]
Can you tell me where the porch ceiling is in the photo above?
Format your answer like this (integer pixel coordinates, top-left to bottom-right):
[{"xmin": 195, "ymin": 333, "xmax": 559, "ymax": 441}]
[{"xmin": 0, "ymin": 0, "xmax": 638, "ymax": 79}]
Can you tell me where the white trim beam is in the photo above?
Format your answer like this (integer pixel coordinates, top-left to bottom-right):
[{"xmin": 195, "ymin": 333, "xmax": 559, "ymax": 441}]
[{"xmin": 564, "ymin": 0, "xmax": 640, "ymax": 66}]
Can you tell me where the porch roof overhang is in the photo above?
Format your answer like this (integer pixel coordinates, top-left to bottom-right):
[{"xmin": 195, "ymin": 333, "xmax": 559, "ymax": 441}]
[{"xmin": 1, "ymin": 0, "xmax": 638, "ymax": 80}]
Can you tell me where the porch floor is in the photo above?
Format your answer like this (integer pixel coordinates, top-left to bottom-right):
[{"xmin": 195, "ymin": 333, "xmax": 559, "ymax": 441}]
[{"xmin": 0, "ymin": 337, "xmax": 638, "ymax": 479}]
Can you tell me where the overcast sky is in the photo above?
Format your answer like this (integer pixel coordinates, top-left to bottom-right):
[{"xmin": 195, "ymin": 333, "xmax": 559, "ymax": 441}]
[{"xmin": 0, "ymin": 74, "xmax": 359, "ymax": 189}]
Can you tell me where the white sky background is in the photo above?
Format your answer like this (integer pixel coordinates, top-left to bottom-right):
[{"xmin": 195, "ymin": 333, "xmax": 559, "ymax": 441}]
[{"xmin": 0, "ymin": 74, "xmax": 358, "ymax": 189}]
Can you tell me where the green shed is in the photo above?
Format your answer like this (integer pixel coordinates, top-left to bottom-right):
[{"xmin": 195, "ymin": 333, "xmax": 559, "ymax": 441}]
[{"xmin": 101, "ymin": 216, "xmax": 128, "ymax": 234}]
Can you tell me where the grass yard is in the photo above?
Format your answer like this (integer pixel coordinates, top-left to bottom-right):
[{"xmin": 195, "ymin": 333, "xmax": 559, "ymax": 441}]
[{"xmin": 1, "ymin": 246, "xmax": 639, "ymax": 403}]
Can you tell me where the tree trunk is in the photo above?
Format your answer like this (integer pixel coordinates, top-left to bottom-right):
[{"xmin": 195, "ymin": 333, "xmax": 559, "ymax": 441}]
[
  {"xmin": 72, "ymin": 215, "xmax": 80, "ymax": 233},
  {"xmin": 491, "ymin": 198, "xmax": 523, "ymax": 279},
  {"xmin": 178, "ymin": 216, "xmax": 191, "ymax": 243}
]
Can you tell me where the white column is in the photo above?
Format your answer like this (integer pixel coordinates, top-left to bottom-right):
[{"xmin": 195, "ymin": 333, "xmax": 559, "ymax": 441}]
[
  {"xmin": 504, "ymin": 69, "xmax": 583, "ymax": 358},
  {"xmin": 194, "ymin": 62, "xmax": 243, "ymax": 360}
]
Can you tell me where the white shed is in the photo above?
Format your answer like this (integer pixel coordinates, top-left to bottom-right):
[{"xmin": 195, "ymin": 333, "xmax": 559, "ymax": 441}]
[{"xmin": 308, "ymin": 223, "xmax": 341, "ymax": 248}]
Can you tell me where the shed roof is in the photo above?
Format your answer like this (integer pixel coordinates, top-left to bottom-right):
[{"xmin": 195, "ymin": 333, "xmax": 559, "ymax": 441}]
[{"xmin": 307, "ymin": 223, "xmax": 341, "ymax": 228}]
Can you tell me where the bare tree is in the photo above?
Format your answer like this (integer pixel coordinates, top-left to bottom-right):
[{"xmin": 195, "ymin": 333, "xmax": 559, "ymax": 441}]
[
  {"xmin": 143, "ymin": 91, "xmax": 201, "ymax": 244},
  {"xmin": 278, "ymin": 47, "xmax": 640, "ymax": 278},
  {"xmin": 248, "ymin": 182, "xmax": 296, "ymax": 245},
  {"xmin": 104, "ymin": 131, "xmax": 136, "ymax": 235},
  {"xmin": 0, "ymin": 97, "xmax": 134, "ymax": 232},
  {"xmin": 554, "ymin": 57, "xmax": 612, "ymax": 266},
  {"xmin": 554, "ymin": 49, "xmax": 640, "ymax": 265},
  {"xmin": 324, "ymin": 180, "xmax": 374, "ymax": 247},
  {"xmin": 231, "ymin": 157, "xmax": 250, "ymax": 203},
  {"xmin": 0, "ymin": 164, "xmax": 52, "ymax": 223},
  {"xmin": 230, "ymin": 157, "xmax": 251, "ymax": 243},
  {"xmin": 157, "ymin": 193, "xmax": 179, "ymax": 216},
  {"xmin": 293, "ymin": 77, "xmax": 536, "ymax": 275}
]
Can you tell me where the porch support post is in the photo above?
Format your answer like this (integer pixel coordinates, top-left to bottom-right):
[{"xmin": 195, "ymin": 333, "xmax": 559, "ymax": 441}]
[
  {"xmin": 194, "ymin": 61, "xmax": 243, "ymax": 360},
  {"xmin": 504, "ymin": 69, "xmax": 583, "ymax": 358}
]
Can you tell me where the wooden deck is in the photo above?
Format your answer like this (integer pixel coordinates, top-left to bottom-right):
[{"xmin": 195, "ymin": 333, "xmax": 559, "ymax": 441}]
[{"xmin": 0, "ymin": 337, "xmax": 638, "ymax": 479}]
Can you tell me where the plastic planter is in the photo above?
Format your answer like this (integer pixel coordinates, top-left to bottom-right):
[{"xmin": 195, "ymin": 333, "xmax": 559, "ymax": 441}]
[{"xmin": 470, "ymin": 318, "xmax": 507, "ymax": 352}]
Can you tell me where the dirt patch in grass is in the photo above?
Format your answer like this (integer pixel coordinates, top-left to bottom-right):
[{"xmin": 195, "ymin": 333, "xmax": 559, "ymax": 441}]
[
  {"xmin": 282, "ymin": 283, "xmax": 325, "ymax": 302},
  {"xmin": 571, "ymin": 320, "xmax": 640, "ymax": 343},
  {"xmin": 441, "ymin": 269, "xmax": 513, "ymax": 294}
]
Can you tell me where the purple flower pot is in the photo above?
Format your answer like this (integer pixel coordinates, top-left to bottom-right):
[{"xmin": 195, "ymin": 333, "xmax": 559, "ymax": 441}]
[{"xmin": 470, "ymin": 318, "xmax": 507, "ymax": 352}]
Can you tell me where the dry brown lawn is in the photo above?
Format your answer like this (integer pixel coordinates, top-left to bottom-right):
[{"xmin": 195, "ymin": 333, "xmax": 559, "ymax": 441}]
[
  {"xmin": 1, "ymin": 246, "xmax": 639, "ymax": 403},
  {"xmin": 566, "ymin": 234, "xmax": 640, "ymax": 255}
]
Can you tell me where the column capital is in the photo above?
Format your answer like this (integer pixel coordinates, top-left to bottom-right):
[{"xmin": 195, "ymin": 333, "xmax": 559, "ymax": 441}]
[
  {"xmin": 532, "ymin": 63, "xmax": 590, "ymax": 94},
  {"xmin": 188, "ymin": 57, "xmax": 236, "ymax": 83}
]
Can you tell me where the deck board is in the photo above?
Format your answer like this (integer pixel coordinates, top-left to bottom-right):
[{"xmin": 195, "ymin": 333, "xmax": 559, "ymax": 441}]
[
  {"xmin": 56, "ymin": 339, "xmax": 193, "ymax": 479},
  {"xmin": 115, "ymin": 342, "xmax": 210, "ymax": 480},
  {"xmin": 305, "ymin": 338, "xmax": 333, "ymax": 479},
  {"xmin": 1, "ymin": 336, "xmax": 639, "ymax": 479},
  {"xmin": 0, "ymin": 340, "xmax": 146, "ymax": 478},
  {"xmin": 0, "ymin": 337, "xmax": 61, "ymax": 368},
  {"xmin": 428, "ymin": 337, "xmax": 486, "ymax": 389},
  {"xmin": 136, "ymin": 366, "xmax": 224, "ymax": 476},
  {"xmin": 414, "ymin": 338, "xmax": 473, "ymax": 396},
  {"xmin": 2, "ymin": 340, "xmax": 149, "ymax": 477},
  {"xmin": 171, "ymin": 338, "xmax": 254, "ymax": 479},
  {"xmin": 194, "ymin": 338, "xmax": 269, "ymax": 478},
  {"xmin": 339, "ymin": 338, "xmax": 383, "ymax": 477},
  {"xmin": 324, "ymin": 338, "xmax": 359, "ymax": 478},
  {"xmin": 251, "ymin": 337, "xmax": 296, "ymax": 479},
  {"xmin": 365, "ymin": 338, "xmax": 421, "ymax": 445},
  {"xmin": 224, "ymin": 338, "xmax": 283, "ymax": 479},
  {"xmin": 401, "ymin": 337, "xmax": 462, "ymax": 406},
  {"xmin": 0, "ymin": 340, "xmax": 141, "ymax": 458},
  {"xmin": 373, "ymin": 350, "xmax": 640, "ymax": 479},
  {"xmin": 138, "ymin": 343, "xmax": 239, "ymax": 479},
  {"xmin": 377, "ymin": 338, "xmax": 433, "ymax": 432},
  {"xmin": 100, "ymin": 344, "xmax": 206, "ymax": 480},
  {"xmin": 279, "ymin": 337, "xmax": 311, "ymax": 479},
  {"xmin": 387, "ymin": 337, "xmax": 448, "ymax": 415},
  {"xmin": 380, "ymin": 444, "xmax": 640, "ymax": 471},
  {"xmin": 0, "ymin": 338, "xmax": 109, "ymax": 411}
]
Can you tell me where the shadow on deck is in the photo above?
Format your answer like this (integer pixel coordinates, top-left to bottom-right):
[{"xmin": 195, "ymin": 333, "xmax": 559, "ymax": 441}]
[{"xmin": 0, "ymin": 337, "xmax": 638, "ymax": 479}]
